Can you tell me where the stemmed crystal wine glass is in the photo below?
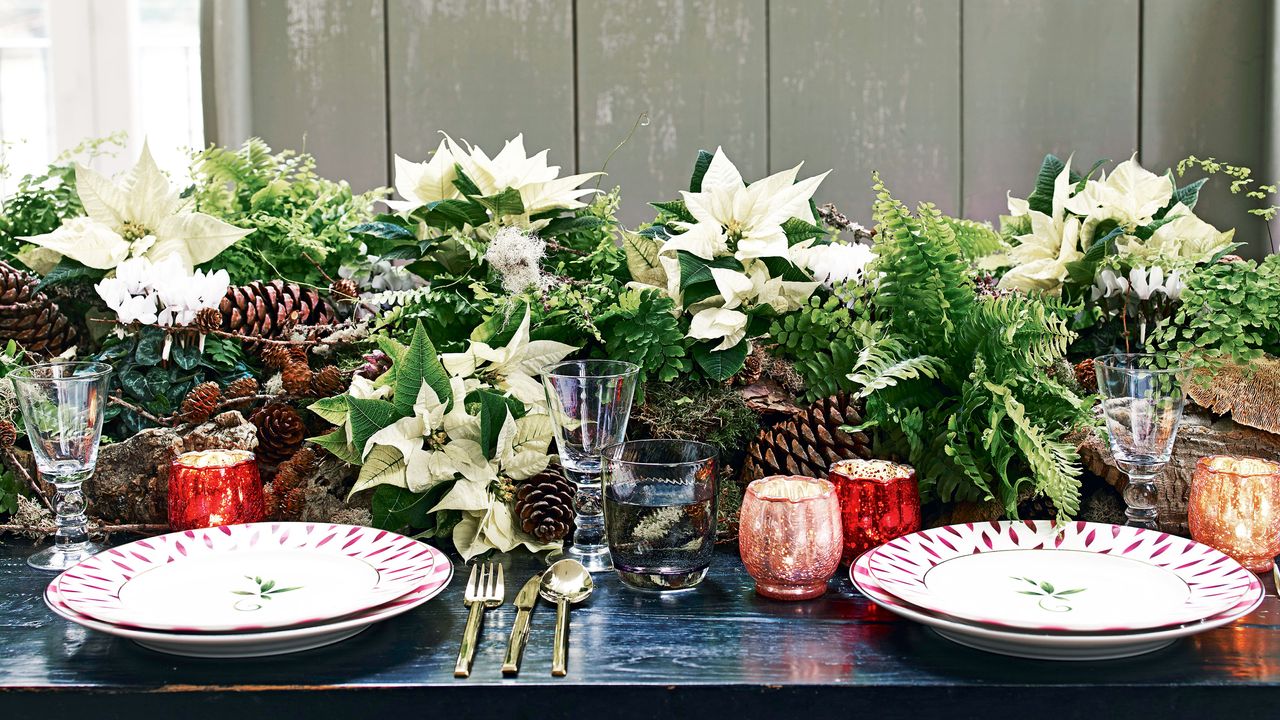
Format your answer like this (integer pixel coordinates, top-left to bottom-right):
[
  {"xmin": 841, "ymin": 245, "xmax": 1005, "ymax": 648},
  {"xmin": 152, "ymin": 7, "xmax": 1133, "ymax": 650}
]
[
  {"xmin": 1094, "ymin": 353, "xmax": 1186, "ymax": 530},
  {"xmin": 10, "ymin": 362, "xmax": 112, "ymax": 571},
  {"xmin": 541, "ymin": 360, "xmax": 640, "ymax": 573}
]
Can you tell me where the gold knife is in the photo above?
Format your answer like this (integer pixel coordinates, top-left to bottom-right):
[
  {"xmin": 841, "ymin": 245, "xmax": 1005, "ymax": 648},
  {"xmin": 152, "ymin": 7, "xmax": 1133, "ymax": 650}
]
[{"xmin": 501, "ymin": 573, "xmax": 543, "ymax": 676}]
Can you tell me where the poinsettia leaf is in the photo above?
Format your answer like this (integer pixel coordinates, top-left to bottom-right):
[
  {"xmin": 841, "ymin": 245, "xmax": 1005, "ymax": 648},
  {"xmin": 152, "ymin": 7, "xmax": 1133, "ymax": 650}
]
[
  {"xmin": 474, "ymin": 187, "xmax": 525, "ymax": 218},
  {"xmin": 371, "ymin": 485, "xmax": 434, "ymax": 531},
  {"xmin": 693, "ymin": 341, "xmax": 748, "ymax": 381},
  {"xmin": 475, "ymin": 389, "xmax": 512, "ymax": 459},
  {"xmin": 689, "ymin": 149, "xmax": 715, "ymax": 192},
  {"xmin": 416, "ymin": 198, "xmax": 488, "ymax": 230},
  {"xmin": 308, "ymin": 429, "xmax": 361, "ymax": 464},
  {"xmin": 650, "ymin": 200, "xmax": 695, "ymax": 224},
  {"xmin": 34, "ymin": 257, "xmax": 105, "ymax": 293},
  {"xmin": 307, "ymin": 395, "xmax": 350, "ymax": 425},
  {"xmin": 1161, "ymin": 177, "xmax": 1208, "ymax": 216},
  {"xmin": 394, "ymin": 321, "xmax": 452, "ymax": 414},
  {"xmin": 349, "ymin": 444, "xmax": 408, "ymax": 497},
  {"xmin": 759, "ymin": 256, "xmax": 813, "ymax": 282},
  {"xmin": 676, "ymin": 250, "xmax": 742, "ymax": 290},
  {"xmin": 347, "ymin": 397, "xmax": 406, "ymax": 454},
  {"xmin": 451, "ymin": 164, "xmax": 482, "ymax": 197},
  {"xmin": 1027, "ymin": 154, "xmax": 1067, "ymax": 216},
  {"xmin": 622, "ymin": 229, "xmax": 666, "ymax": 287},
  {"xmin": 540, "ymin": 214, "xmax": 605, "ymax": 238},
  {"xmin": 781, "ymin": 217, "xmax": 827, "ymax": 245}
]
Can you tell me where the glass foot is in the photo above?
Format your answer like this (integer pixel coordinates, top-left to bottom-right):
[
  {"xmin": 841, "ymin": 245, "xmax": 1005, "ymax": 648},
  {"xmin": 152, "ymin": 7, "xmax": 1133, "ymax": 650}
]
[
  {"xmin": 27, "ymin": 542, "xmax": 104, "ymax": 572},
  {"xmin": 617, "ymin": 566, "xmax": 708, "ymax": 592},
  {"xmin": 566, "ymin": 544, "xmax": 613, "ymax": 573}
]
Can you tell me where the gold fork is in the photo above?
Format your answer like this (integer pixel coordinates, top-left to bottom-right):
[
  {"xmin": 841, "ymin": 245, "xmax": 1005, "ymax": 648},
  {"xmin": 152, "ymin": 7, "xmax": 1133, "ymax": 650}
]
[{"xmin": 454, "ymin": 562, "xmax": 504, "ymax": 678}]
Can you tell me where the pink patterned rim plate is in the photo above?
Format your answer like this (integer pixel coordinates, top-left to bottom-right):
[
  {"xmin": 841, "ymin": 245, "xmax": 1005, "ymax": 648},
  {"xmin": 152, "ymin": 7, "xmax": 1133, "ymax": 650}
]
[
  {"xmin": 851, "ymin": 550, "xmax": 1265, "ymax": 661},
  {"xmin": 44, "ymin": 556, "xmax": 453, "ymax": 658},
  {"xmin": 55, "ymin": 522, "xmax": 443, "ymax": 633},
  {"xmin": 864, "ymin": 521, "xmax": 1257, "ymax": 633}
]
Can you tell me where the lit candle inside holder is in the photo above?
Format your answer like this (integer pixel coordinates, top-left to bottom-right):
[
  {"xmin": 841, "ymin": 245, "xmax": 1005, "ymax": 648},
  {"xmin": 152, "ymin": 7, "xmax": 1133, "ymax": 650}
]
[
  {"xmin": 828, "ymin": 459, "xmax": 921, "ymax": 565},
  {"xmin": 168, "ymin": 450, "xmax": 265, "ymax": 531},
  {"xmin": 739, "ymin": 476, "xmax": 842, "ymax": 600},
  {"xmin": 1189, "ymin": 455, "xmax": 1280, "ymax": 574}
]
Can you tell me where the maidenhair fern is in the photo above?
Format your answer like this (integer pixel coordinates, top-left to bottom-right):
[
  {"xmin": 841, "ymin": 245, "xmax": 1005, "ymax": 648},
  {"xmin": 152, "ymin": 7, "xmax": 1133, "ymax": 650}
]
[{"xmin": 846, "ymin": 174, "xmax": 1088, "ymax": 521}]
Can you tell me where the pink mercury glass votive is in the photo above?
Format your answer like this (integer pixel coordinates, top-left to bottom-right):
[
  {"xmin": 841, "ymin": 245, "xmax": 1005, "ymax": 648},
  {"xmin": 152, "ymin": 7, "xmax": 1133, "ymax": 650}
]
[{"xmin": 739, "ymin": 475, "xmax": 842, "ymax": 600}]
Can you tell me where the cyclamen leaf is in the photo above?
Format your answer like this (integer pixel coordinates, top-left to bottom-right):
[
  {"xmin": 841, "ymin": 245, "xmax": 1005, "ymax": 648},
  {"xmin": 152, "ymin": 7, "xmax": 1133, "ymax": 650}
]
[{"xmin": 348, "ymin": 220, "xmax": 415, "ymax": 241}]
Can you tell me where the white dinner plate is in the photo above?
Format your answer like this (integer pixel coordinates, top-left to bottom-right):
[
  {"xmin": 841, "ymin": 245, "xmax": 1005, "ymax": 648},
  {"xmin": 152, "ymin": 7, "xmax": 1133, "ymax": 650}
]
[
  {"xmin": 45, "ymin": 552, "xmax": 454, "ymax": 658},
  {"xmin": 56, "ymin": 522, "xmax": 443, "ymax": 633},
  {"xmin": 865, "ymin": 521, "xmax": 1256, "ymax": 633},
  {"xmin": 851, "ymin": 550, "xmax": 1265, "ymax": 661}
]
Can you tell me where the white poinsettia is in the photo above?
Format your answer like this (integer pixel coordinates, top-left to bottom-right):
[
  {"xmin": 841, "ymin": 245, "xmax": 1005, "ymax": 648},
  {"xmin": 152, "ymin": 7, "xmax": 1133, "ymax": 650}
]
[
  {"xmin": 687, "ymin": 306, "xmax": 749, "ymax": 351},
  {"xmin": 1064, "ymin": 155, "xmax": 1173, "ymax": 244},
  {"xmin": 662, "ymin": 146, "xmax": 830, "ymax": 262},
  {"xmin": 350, "ymin": 376, "xmax": 487, "ymax": 496},
  {"xmin": 386, "ymin": 139, "xmax": 460, "ymax": 212},
  {"xmin": 435, "ymin": 411, "xmax": 556, "ymax": 559},
  {"xmin": 19, "ymin": 143, "xmax": 251, "ymax": 273},
  {"xmin": 998, "ymin": 161, "xmax": 1083, "ymax": 294},
  {"xmin": 1118, "ymin": 202, "xmax": 1235, "ymax": 264},
  {"xmin": 442, "ymin": 307, "xmax": 576, "ymax": 405},
  {"xmin": 447, "ymin": 134, "xmax": 601, "ymax": 216}
]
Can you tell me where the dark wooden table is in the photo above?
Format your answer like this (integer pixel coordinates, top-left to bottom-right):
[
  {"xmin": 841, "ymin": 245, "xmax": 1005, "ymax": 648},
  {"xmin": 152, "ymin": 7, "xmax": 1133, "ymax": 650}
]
[{"xmin": 1, "ymin": 539, "xmax": 1278, "ymax": 719}]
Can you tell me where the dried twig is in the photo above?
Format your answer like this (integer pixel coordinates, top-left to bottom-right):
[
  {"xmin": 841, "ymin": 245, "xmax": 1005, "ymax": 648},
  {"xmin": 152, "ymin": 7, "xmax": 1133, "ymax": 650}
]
[
  {"xmin": 2, "ymin": 447, "xmax": 52, "ymax": 513},
  {"xmin": 108, "ymin": 395, "xmax": 172, "ymax": 427},
  {"xmin": 301, "ymin": 253, "xmax": 336, "ymax": 285}
]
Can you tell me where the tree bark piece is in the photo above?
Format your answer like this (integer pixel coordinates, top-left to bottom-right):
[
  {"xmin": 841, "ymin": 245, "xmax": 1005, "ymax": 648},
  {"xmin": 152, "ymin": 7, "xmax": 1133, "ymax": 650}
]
[{"xmin": 1075, "ymin": 413, "xmax": 1280, "ymax": 537}]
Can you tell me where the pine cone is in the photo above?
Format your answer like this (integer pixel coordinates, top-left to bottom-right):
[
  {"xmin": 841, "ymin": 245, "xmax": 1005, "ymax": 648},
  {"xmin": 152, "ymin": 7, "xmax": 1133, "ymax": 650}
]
[
  {"xmin": 0, "ymin": 419, "xmax": 16, "ymax": 448},
  {"xmin": 287, "ymin": 447, "xmax": 319, "ymax": 477},
  {"xmin": 734, "ymin": 346, "xmax": 765, "ymax": 386},
  {"xmin": 310, "ymin": 365, "xmax": 347, "ymax": 397},
  {"xmin": 515, "ymin": 466, "xmax": 574, "ymax": 542},
  {"xmin": 260, "ymin": 345, "xmax": 292, "ymax": 370},
  {"xmin": 1074, "ymin": 358, "xmax": 1098, "ymax": 393},
  {"xmin": 225, "ymin": 376, "xmax": 259, "ymax": 399},
  {"xmin": 741, "ymin": 391, "xmax": 872, "ymax": 482},
  {"xmin": 0, "ymin": 261, "xmax": 78, "ymax": 356},
  {"xmin": 180, "ymin": 382, "xmax": 223, "ymax": 423},
  {"xmin": 219, "ymin": 280, "xmax": 335, "ymax": 341},
  {"xmin": 330, "ymin": 277, "xmax": 359, "ymax": 303},
  {"xmin": 281, "ymin": 361, "xmax": 314, "ymax": 396},
  {"xmin": 264, "ymin": 447, "xmax": 319, "ymax": 521},
  {"xmin": 191, "ymin": 306, "xmax": 223, "ymax": 334},
  {"xmin": 250, "ymin": 403, "xmax": 305, "ymax": 465}
]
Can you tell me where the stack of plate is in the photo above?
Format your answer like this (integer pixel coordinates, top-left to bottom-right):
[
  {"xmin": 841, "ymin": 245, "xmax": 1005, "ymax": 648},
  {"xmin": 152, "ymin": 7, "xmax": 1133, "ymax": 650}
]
[
  {"xmin": 46, "ymin": 522, "xmax": 453, "ymax": 658},
  {"xmin": 852, "ymin": 520, "xmax": 1265, "ymax": 661}
]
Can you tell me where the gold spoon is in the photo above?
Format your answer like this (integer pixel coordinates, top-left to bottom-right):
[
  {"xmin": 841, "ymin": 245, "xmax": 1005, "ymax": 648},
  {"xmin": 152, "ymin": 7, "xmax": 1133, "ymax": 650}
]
[{"xmin": 539, "ymin": 558, "xmax": 593, "ymax": 677}]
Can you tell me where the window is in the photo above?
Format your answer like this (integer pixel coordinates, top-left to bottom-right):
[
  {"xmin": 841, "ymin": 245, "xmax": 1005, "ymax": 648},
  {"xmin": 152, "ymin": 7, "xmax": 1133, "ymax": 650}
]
[{"xmin": 0, "ymin": 0, "xmax": 203, "ymax": 193}]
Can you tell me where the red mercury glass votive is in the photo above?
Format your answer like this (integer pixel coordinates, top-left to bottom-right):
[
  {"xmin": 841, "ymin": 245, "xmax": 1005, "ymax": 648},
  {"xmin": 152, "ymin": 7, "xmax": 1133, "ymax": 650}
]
[
  {"xmin": 168, "ymin": 449, "xmax": 265, "ymax": 531},
  {"xmin": 740, "ymin": 476, "xmax": 842, "ymax": 600},
  {"xmin": 829, "ymin": 459, "xmax": 921, "ymax": 565}
]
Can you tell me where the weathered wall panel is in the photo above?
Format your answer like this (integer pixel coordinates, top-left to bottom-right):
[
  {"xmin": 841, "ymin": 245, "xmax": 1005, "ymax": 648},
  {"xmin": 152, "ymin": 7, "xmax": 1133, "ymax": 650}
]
[
  {"xmin": 770, "ymin": 0, "xmax": 961, "ymax": 220},
  {"xmin": 576, "ymin": 0, "xmax": 768, "ymax": 225},
  {"xmin": 248, "ymin": 0, "xmax": 388, "ymax": 192},
  {"xmin": 962, "ymin": 0, "xmax": 1140, "ymax": 222}
]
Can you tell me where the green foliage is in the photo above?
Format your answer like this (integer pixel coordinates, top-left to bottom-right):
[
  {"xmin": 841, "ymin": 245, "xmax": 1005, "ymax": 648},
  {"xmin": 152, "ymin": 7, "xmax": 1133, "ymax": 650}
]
[
  {"xmin": 1151, "ymin": 254, "xmax": 1280, "ymax": 366},
  {"xmin": 191, "ymin": 138, "xmax": 387, "ymax": 285},
  {"xmin": 1178, "ymin": 154, "xmax": 1280, "ymax": 221},
  {"xmin": 847, "ymin": 174, "xmax": 1087, "ymax": 521},
  {"xmin": 93, "ymin": 329, "xmax": 249, "ymax": 440},
  {"xmin": 594, "ymin": 288, "xmax": 691, "ymax": 383},
  {"xmin": 944, "ymin": 217, "xmax": 1007, "ymax": 261},
  {"xmin": 633, "ymin": 379, "xmax": 760, "ymax": 467},
  {"xmin": 769, "ymin": 294, "xmax": 866, "ymax": 402}
]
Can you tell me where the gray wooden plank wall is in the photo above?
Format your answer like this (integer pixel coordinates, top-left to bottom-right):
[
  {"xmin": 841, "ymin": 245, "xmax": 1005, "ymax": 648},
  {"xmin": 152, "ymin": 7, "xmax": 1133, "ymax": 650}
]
[{"xmin": 238, "ymin": 0, "xmax": 1273, "ymax": 256}]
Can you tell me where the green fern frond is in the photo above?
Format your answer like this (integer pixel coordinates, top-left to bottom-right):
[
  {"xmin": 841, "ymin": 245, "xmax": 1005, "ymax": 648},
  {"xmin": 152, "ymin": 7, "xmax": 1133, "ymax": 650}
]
[
  {"xmin": 944, "ymin": 216, "xmax": 1007, "ymax": 260},
  {"xmin": 985, "ymin": 381, "xmax": 1081, "ymax": 520}
]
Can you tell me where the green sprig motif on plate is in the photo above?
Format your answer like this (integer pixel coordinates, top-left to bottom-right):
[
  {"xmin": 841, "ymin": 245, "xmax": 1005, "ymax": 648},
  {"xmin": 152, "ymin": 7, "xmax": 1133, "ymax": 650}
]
[
  {"xmin": 231, "ymin": 575, "xmax": 302, "ymax": 612},
  {"xmin": 1012, "ymin": 576, "xmax": 1085, "ymax": 613}
]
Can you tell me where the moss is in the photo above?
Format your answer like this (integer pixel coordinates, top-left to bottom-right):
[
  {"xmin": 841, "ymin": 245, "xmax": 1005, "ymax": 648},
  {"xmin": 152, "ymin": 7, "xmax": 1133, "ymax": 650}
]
[{"xmin": 632, "ymin": 379, "xmax": 760, "ymax": 470}]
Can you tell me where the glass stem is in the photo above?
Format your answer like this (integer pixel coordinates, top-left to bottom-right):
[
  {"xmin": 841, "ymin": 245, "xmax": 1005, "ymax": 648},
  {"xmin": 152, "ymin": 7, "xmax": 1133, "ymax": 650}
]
[
  {"xmin": 569, "ymin": 474, "xmax": 605, "ymax": 551},
  {"xmin": 48, "ymin": 471, "xmax": 91, "ymax": 553},
  {"xmin": 1123, "ymin": 473, "xmax": 1159, "ymax": 530}
]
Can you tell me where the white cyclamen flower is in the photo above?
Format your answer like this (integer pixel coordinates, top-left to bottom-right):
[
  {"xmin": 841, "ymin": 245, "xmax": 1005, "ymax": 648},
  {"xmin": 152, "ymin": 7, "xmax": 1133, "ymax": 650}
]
[
  {"xmin": 19, "ymin": 142, "xmax": 251, "ymax": 273},
  {"xmin": 793, "ymin": 240, "xmax": 876, "ymax": 288},
  {"xmin": 661, "ymin": 147, "xmax": 830, "ymax": 262}
]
